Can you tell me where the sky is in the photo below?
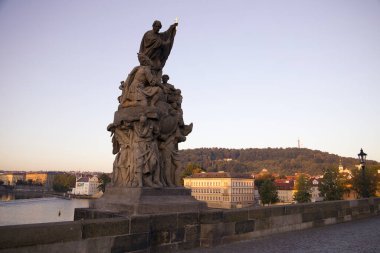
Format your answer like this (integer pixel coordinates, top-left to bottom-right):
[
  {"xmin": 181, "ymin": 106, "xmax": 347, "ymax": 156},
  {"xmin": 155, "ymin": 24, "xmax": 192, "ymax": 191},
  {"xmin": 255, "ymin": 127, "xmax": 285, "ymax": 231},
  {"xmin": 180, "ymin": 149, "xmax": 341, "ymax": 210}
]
[{"xmin": 0, "ymin": 0, "xmax": 379, "ymax": 172}]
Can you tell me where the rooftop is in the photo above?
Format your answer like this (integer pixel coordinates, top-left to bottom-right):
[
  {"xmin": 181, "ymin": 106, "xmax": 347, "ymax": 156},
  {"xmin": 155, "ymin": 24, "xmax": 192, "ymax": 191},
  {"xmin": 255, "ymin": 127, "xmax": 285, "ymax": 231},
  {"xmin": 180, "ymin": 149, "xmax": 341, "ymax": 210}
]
[
  {"xmin": 275, "ymin": 179, "xmax": 295, "ymax": 190},
  {"xmin": 188, "ymin": 172, "xmax": 253, "ymax": 179},
  {"xmin": 77, "ymin": 177, "xmax": 90, "ymax": 183}
]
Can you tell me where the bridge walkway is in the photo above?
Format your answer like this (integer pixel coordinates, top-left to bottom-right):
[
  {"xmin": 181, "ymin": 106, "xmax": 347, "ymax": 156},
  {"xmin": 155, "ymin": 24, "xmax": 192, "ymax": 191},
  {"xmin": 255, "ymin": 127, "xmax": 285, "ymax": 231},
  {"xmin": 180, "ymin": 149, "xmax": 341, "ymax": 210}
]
[{"xmin": 179, "ymin": 215, "xmax": 380, "ymax": 253}]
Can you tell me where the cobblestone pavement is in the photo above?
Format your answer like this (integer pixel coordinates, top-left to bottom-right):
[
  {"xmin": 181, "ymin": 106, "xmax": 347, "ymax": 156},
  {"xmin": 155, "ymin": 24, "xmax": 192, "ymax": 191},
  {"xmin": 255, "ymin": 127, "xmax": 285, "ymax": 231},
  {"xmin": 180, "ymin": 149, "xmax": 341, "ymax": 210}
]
[{"xmin": 179, "ymin": 216, "xmax": 380, "ymax": 253}]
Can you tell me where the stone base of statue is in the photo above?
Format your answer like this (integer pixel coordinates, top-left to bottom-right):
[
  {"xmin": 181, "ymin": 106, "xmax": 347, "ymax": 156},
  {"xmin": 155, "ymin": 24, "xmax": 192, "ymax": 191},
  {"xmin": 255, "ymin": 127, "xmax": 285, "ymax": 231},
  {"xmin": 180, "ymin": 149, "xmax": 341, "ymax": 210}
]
[{"xmin": 89, "ymin": 186, "xmax": 207, "ymax": 216}]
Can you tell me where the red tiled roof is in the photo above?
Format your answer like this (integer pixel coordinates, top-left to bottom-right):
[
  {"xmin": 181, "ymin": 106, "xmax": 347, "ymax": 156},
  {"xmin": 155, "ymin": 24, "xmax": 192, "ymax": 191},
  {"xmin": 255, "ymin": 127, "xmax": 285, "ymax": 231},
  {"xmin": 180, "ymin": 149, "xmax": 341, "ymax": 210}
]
[
  {"xmin": 189, "ymin": 172, "xmax": 253, "ymax": 179},
  {"xmin": 275, "ymin": 179, "xmax": 295, "ymax": 190}
]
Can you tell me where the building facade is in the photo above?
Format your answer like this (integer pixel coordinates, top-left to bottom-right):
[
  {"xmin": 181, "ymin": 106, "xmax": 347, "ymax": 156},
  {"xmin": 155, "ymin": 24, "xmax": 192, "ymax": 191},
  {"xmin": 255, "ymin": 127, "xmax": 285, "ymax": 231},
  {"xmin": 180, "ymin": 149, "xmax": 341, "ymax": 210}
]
[
  {"xmin": 275, "ymin": 179, "xmax": 296, "ymax": 204},
  {"xmin": 71, "ymin": 176, "xmax": 100, "ymax": 196},
  {"xmin": 184, "ymin": 172, "xmax": 255, "ymax": 209},
  {"xmin": 25, "ymin": 172, "xmax": 56, "ymax": 190},
  {"xmin": 310, "ymin": 178, "xmax": 323, "ymax": 202},
  {"xmin": 0, "ymin": 173, "xmax": 25, "ymax": 186}
]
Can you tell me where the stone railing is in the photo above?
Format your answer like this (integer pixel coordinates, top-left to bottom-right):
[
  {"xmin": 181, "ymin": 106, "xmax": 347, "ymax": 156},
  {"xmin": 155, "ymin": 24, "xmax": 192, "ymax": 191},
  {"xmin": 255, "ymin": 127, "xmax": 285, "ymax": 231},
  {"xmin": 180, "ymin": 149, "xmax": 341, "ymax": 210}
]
[{"xmin": 1, "ymin": 198, "xmax": 379, "ymax": 253}]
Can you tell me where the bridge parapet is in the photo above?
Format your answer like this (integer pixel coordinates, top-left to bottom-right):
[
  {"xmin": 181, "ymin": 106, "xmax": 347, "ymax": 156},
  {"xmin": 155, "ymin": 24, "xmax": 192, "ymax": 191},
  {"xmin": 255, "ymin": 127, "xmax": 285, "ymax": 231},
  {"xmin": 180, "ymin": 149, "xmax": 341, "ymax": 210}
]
[{"xmin": 0, "ymin": 198, "xmax": 379, "ymax": 253}]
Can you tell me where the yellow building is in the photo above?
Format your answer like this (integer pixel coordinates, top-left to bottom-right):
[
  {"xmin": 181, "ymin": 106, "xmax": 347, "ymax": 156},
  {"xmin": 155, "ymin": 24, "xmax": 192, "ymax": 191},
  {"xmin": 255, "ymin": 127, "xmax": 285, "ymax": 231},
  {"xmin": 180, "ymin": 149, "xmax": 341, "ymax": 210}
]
[
  {"xmin": 25, "ymin": 172, "xmax": 56, "ymax": 189},
  {"xmin": 184, "ymin": 171, "xmax": 255, "ymax": 209},
  {"xmin": 0, "ymin": 173, "xmax": 25, "ymax": 185}
]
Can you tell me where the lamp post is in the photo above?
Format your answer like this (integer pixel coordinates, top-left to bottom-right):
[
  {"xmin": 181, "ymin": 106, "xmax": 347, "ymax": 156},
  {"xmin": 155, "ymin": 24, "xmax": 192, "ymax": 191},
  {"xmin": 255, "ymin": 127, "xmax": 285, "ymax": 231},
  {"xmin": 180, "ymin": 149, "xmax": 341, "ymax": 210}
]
[
  {"xmin": 358, "ymin": 148, "xmax": 368, "ymax": 198},
  {"xmin": 358, "ymin": 148, "xmax": 367, "ymax": 166}
]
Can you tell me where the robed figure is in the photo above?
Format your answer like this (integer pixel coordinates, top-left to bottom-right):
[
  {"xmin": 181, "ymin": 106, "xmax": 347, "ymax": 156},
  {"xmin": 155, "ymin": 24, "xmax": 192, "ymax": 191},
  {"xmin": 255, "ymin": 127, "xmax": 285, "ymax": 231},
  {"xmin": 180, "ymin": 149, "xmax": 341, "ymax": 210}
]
[{"xmin": 139, "ymin": 20, "xmax": 177, "ymax": 72}]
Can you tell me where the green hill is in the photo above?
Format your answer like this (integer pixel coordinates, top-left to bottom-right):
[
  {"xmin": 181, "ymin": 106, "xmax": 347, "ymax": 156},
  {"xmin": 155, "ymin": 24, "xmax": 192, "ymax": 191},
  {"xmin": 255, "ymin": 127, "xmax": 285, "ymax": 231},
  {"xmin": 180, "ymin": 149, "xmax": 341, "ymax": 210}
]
[{"xmin": 179, "ymin": 148, "xmax": 379, "ymax": 176}]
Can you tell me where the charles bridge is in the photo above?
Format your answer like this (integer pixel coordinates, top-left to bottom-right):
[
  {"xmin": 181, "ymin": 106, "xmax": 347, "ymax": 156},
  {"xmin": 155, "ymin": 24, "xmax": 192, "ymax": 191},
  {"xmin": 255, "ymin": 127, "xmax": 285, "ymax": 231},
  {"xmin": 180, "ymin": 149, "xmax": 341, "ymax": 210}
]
[
  {"xmin": 0, "ymin": 197, "xmax": 379, "ymax": 253},
  {"xmin": 1, "ymin": 19, "xmax": 378, "ymax": 253}
]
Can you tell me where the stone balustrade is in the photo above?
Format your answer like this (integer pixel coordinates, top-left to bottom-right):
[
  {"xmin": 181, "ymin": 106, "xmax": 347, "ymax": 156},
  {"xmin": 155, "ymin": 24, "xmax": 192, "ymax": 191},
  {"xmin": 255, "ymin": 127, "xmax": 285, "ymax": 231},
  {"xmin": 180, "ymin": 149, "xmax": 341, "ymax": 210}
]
[{"xmin": 1, "ymin": 198, "xmax": 379, "ymax": 253}]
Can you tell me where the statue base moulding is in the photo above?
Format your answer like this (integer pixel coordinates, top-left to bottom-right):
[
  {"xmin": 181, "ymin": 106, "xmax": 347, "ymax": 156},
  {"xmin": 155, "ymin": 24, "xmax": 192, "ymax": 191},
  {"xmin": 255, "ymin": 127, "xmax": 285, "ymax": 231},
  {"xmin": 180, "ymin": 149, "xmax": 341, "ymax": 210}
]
[{"xmin": 88, "ymin": 186, "xmax": 207, "ymax": 216}]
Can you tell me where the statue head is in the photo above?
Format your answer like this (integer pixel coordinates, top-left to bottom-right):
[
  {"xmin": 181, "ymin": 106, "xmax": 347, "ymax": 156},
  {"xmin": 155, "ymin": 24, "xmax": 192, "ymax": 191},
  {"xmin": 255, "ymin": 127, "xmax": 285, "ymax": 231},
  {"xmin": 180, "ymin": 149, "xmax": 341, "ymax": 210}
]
[
  {"xmin": 152, "ymin": 20, "xmax": 162, "ymax": 33},
  {"xmin": 162, "ymin": 74, "xmax": 169, "ymax": 84}
]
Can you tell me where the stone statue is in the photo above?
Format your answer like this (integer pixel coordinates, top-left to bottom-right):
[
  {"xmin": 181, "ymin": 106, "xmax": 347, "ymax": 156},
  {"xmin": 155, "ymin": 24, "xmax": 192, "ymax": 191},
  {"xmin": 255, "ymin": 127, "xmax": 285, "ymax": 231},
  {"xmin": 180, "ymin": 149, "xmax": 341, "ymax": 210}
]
[
  {"xmin": 139, "ymin": 20, "xmax": 177, "ymax": 73},
  {"xmin": 113, "ymin": 123, "xmax": 133, "ymax": 186},
  {"xmin": 119, "ymin": 54, "xmax": 162, "ymax": 108},
  {"xmin": 159, "ymin": 112, "xmax": 185, "ymax": 187},
  {"xmin": 88, "ymin": 18, "xmax": 208, "ymax": 216},
  {"xmin": 107, "ymin": 19, "xmax": 192, "ymax": 188},
  {"xmin": 132, "ymin": 114, "xmax": 162, "ymax": 188}
]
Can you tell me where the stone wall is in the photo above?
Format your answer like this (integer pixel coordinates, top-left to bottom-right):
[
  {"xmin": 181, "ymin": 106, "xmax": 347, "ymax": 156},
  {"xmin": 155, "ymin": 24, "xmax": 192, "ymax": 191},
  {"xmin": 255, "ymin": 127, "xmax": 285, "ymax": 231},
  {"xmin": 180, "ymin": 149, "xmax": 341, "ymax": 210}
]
[{"xmin": 1, "ymin": 198, "xmax": 379, "ymax": 253}]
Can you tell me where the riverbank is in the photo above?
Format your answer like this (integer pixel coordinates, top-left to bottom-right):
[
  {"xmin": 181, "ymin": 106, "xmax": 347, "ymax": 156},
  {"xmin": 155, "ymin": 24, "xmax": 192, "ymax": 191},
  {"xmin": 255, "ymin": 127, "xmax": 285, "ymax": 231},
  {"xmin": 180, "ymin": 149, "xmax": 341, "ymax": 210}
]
[{"xmin": 0, "ymin": 186, "xmax": 69, "ymax": 201}]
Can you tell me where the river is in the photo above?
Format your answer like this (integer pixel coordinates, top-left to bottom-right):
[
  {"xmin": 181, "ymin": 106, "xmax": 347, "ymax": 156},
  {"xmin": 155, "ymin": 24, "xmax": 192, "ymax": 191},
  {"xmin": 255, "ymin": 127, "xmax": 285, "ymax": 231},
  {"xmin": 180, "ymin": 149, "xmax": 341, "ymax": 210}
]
[{"xmin": 0, "ymin": 192, "xmax": 90, "ymax": 226}]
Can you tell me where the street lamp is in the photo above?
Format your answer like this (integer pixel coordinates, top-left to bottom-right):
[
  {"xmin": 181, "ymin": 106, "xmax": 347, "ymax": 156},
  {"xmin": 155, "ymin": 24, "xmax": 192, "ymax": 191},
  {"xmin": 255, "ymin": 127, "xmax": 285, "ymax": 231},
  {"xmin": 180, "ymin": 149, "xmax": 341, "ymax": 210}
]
[
  {"xmin": 358, "ymin": 148, "xmax": 368, "ymax": 198},
  {"xmin": 358, "ymin": 148, "xmax": 367, "ymax": 165}
]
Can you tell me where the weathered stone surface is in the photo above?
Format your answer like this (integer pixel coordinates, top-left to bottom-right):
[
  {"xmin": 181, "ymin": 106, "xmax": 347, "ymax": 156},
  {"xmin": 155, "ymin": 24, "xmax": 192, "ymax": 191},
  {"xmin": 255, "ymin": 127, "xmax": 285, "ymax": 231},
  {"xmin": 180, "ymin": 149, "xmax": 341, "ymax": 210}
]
[
  {"xmin": 223, "ymin": 209, "xmax": 248, "ymax": 222},
  {"xmin": 302, "ymin": 211, "xmax": 323, "ymax": 223},
  {"xmin": 150, "ymin": 213, "xmax": 177, "ymax": 231},
  {"xmin": 92, "ymin": 187, "xmax": 206, "ymax": 215},
  {"xmin": 74, "ymin": 208, "xmax": 122, "ymax": 221},
  {"xmin": 114, "ymin": 106, "xmax": 159, "ymax": 125},
  {"xmin": 2, "ymin": 198, "xmax": 380, "ymax": 253},
  {"xmin": 235, "ymin": 220, "xmax": 255, "ymax": 234},
  {"xmin": 108, "ymin": 20, "xmax": 192, "ymax": 190},
  {"xmin": 81, "ymin": 217, "xmax": 129, "ymax": 239},
  {"xmin": 269, "ymin": 206, "xmax": 285, "ymax": 216},
  {"xmin": 221, "ymin": 222, "xmax": 236, "ymax": 237},
  {"xmin": 171, "ymin": 228, "xmax": 185, "ymax": 243},
  {"xmin": 0, "ymin": 240, "xmax": 87, "ymax": 253},
  {"xmin": 269, "ymin": 214, "xmax": 302, "ymax": 227},
  {"xmin": 200, "ymin": 223, "xmax": 223, "ymax": 247},
  {"xmin": 321, "ymin": 209, "xmax": 338, "ymax": 219},
  {"xmin": 178, "ymin": 212, "xmax": 199, "ymax": 227},
  {"xmin": 184, "ymin": 225, "xmax": 200, "ymax": 242},
  {"xmin": 200, "ymin": 210, "xmax": 223, "ymax": 224},
  {"xmin": 178, "ymin": 240, "xmax": 200, "ymax": 250},
  {"xmin": 111, "ymin": 233, "xmax": 149, "ymax": 253},
  {"xmin": 253, "ymin": 218, "xmax": 271, "ymax": 230},
  {"xmin": 0, "ymin": 221, "xmax": 82, "ymax": 249},
  {"xmin": 248, "ymin": 207, "xmax": 271, "ymax": 219},
  {"xmin": 130, "ymin": 215, "xmax": 151, "ymax": 234},
  {"xmin": 323, "ymin": 217, "xmax": 337, "ymax": 225},
  {"xmin": 126, "ymin": 250, "xmax": 149, "ymax": 253},
  {"xmin": 150, "ymin": 243, "xmax": 178, "ymax": 253},
  {"xmin": 150, "ymin": 231, "xmax": 171, "ymax": 245}
]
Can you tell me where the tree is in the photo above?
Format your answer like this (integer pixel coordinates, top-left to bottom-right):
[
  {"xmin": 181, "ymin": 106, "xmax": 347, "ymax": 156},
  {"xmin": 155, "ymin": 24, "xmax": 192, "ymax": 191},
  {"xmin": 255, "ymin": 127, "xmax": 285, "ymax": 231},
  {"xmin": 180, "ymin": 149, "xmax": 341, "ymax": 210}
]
[
  {"xmin": 351, "ymin": 166, "xmax": 378, "ymax": 198},
  {"xmin": 319, "ymin": 168, "xmax": 345, "ymax": 201},
  {"xmin": 258, "ymin": 179, "xmax": 278, "ymax": 205},
  {"xmin": 98, "ymin": 173, "xmax": 111, "ymax": 192},
  {"xmin": 180, "ymin": 163, "xmax": 204, "ymax": 185},
  {"xmin": 53, "ymin": 173, "xmax": 76, "ymax": 192},
  {"xmin": 294, "ymin": 174, "xmax": 311, "ymax": 203},
  {"xmin": 254, "ymin": 172, "xmax": 275, "ymax": 189}
]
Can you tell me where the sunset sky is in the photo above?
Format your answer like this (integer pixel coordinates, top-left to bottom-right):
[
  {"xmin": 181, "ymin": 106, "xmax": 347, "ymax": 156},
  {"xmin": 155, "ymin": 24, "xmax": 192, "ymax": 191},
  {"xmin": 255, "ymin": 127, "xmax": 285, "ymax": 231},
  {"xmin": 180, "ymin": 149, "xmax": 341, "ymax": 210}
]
[{"xmin": 1, "ymin": 0, "xmax": 379, "ymax": 172}]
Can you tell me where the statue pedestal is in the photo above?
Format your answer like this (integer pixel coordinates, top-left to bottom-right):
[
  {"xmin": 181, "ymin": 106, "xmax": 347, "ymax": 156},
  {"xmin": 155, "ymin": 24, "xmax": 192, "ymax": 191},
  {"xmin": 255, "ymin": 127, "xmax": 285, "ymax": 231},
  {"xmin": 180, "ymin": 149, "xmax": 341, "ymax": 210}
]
[{"xmin": 89, "ymin": 186, "xmax": 207, "ymax": 216}]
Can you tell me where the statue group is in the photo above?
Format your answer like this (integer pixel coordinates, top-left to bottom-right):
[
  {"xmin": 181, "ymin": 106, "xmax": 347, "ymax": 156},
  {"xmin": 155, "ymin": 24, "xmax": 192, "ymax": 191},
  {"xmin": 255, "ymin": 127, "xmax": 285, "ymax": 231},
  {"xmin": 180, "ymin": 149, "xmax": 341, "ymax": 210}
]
[{"xmin": 108, "ymin": 20, "xmax": 192, "ymax": 188}]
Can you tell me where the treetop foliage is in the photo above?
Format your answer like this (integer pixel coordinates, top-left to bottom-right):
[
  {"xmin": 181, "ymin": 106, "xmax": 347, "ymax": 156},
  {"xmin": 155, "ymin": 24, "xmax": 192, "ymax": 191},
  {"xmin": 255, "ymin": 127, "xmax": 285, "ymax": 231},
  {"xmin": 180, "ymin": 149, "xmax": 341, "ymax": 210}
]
[
  {"xmin": 293, "ymin": 174, "xmax": 312, "ymax": 203},
  {"xmin": 179, "ymin": 148, "xmax": 379, "ymax": 176},
  {"xmin": 53, "ymin": 173, "xmax": 76, "ymax": 192},
  {"xmin": 258, "ymin": 179, "xmax": 278, "ymax": 205},
  {"xmin": 319, "ymin": 167, "xmax": 346, "ymax": 201}
]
